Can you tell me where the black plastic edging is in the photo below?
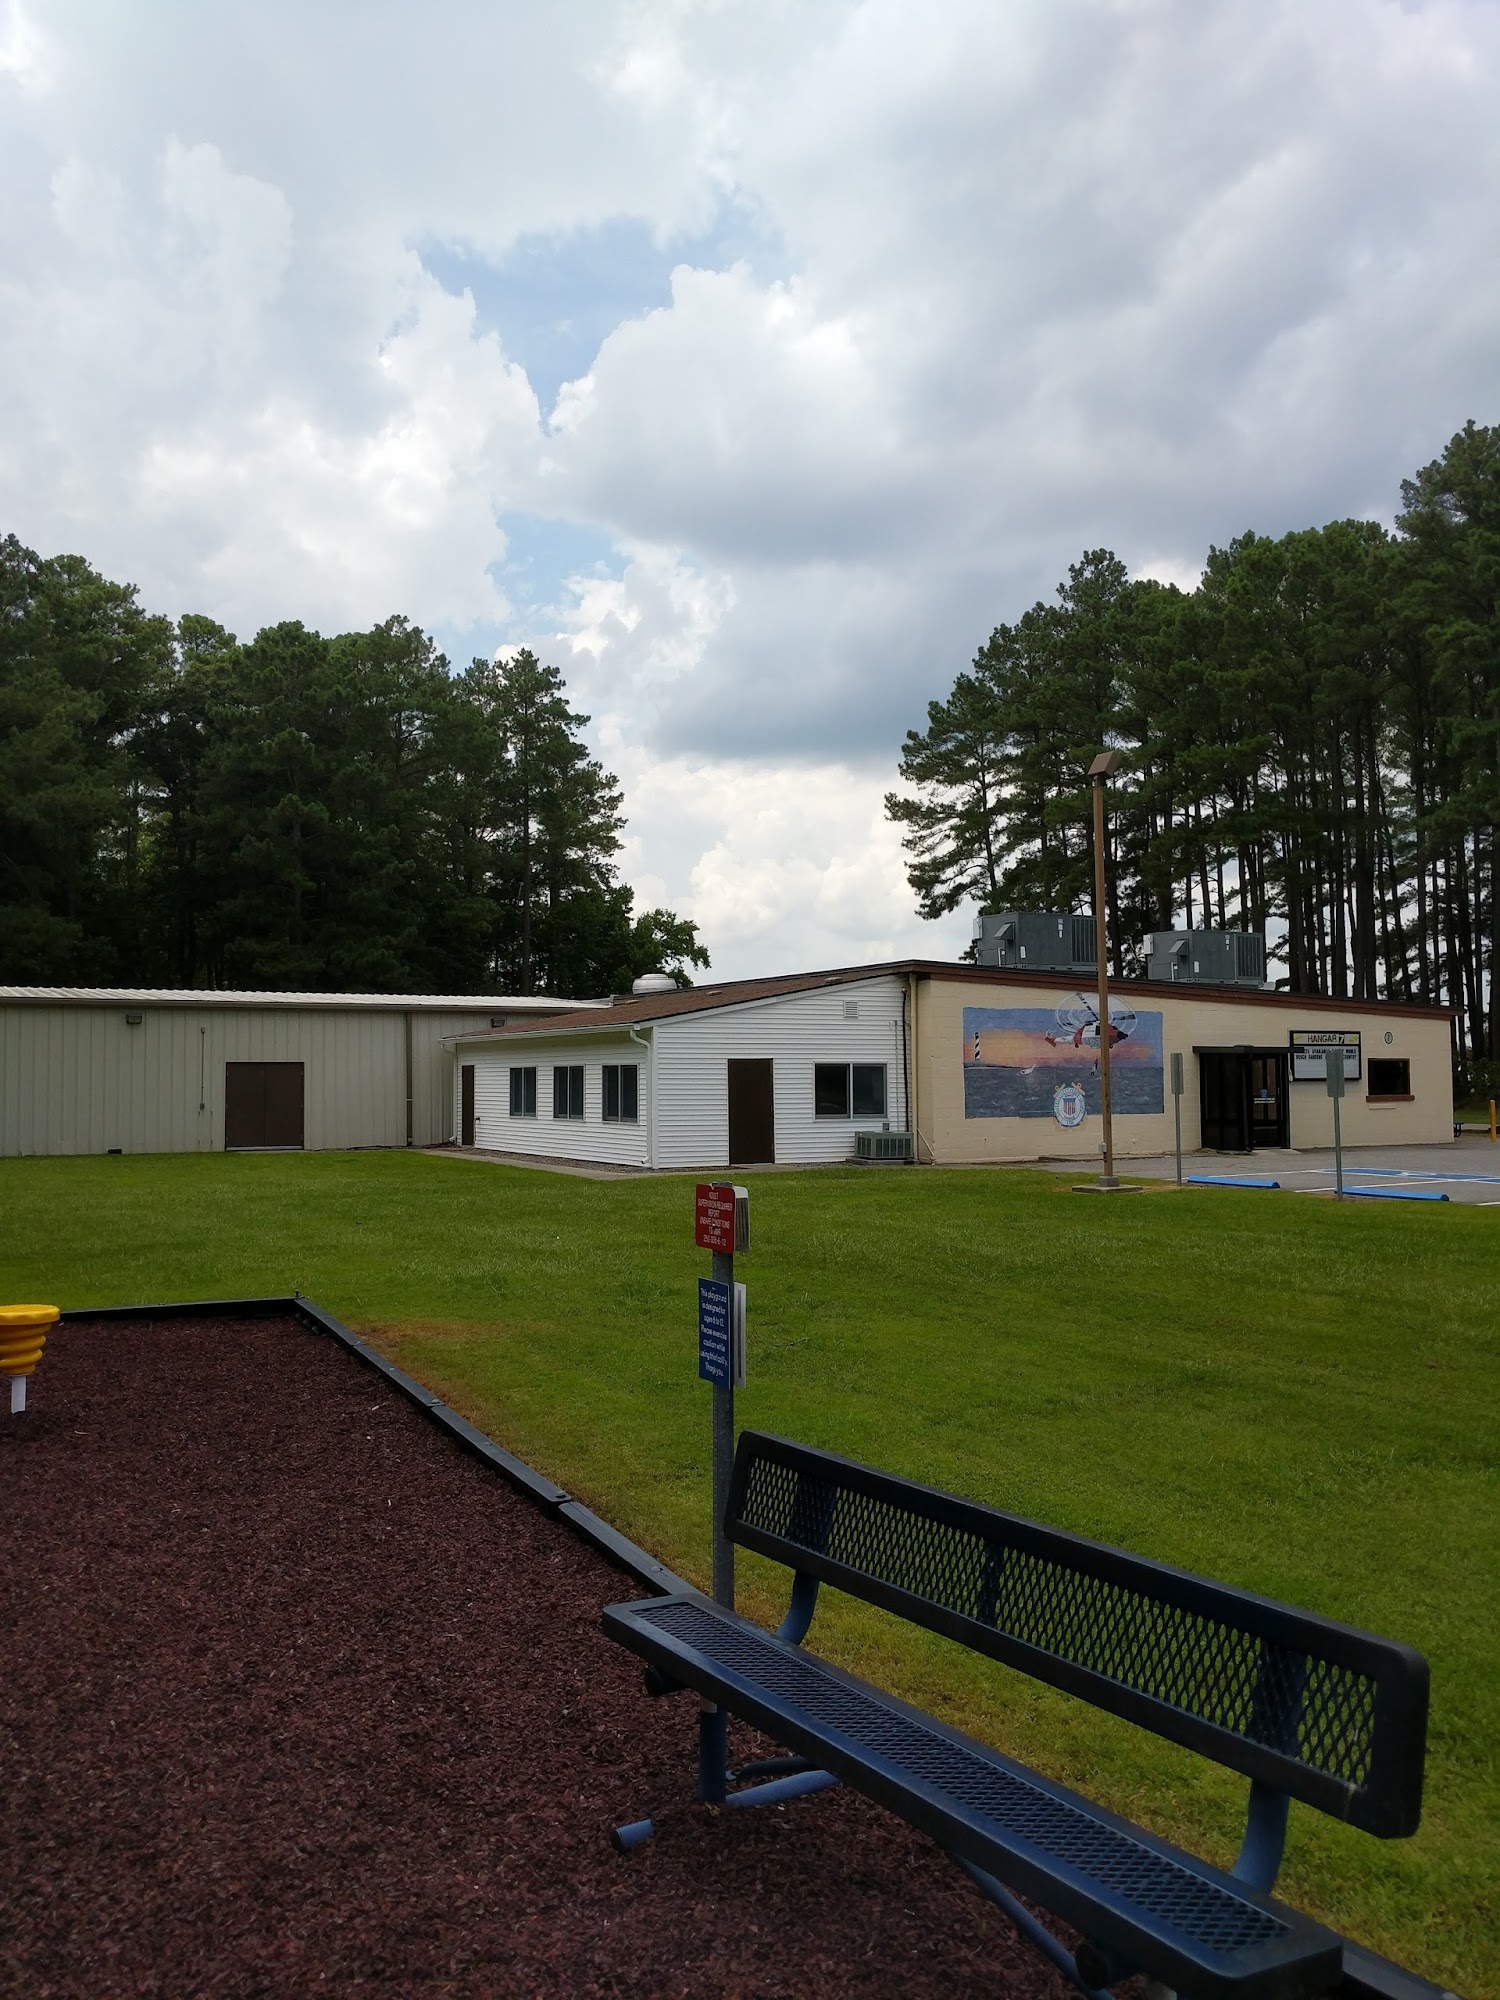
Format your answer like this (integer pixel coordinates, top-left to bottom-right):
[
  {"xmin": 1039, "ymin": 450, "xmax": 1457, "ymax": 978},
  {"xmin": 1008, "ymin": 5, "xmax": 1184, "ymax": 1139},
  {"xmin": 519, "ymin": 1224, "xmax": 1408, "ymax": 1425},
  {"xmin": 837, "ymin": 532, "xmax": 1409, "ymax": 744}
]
[
  {"xmin": 556, "ymin": 1500, "xmax": 702, "ymax": 1598},
  {"xmin": 290, "ymin": 1294, "xmax": 569, "ymax": 1511},
  {"xmin": 58, "ymin": 1294, "xmax": 693, "ymax": 1599}
]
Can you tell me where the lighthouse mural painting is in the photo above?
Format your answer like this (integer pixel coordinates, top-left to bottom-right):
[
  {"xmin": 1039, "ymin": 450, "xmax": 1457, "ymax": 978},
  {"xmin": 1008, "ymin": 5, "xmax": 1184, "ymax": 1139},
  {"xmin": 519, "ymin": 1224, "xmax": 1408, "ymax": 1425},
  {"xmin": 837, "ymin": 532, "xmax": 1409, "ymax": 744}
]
[{"xmin": 963, "ymin": 996, "xmax": 1165, "ymax": 1122}]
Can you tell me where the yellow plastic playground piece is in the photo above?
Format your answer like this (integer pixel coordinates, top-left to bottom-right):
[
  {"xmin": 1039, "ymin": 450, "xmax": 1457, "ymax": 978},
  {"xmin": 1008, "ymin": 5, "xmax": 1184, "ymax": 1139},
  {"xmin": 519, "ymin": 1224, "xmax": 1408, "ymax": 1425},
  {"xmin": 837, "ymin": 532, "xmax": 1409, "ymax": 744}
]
[{"xmin": 0, "ymin": 1304, "xmax": 59, "ymax": 1413}]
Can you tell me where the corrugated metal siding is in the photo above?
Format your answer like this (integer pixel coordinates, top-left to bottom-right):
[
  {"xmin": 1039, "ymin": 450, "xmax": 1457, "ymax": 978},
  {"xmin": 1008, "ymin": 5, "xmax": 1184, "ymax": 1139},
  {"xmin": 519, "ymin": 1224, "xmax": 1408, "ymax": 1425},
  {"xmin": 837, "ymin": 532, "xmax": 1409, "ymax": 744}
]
[
  {"xmin": 1, "ymin": 1002, "xmax": 510, "ymax": 1156},
  {"xmin": 410, "ymin": 1011, "xmax": 514, "ymax": 1146},
  {"xmin": 461, "ymin": 1037, "xmax": 653, "ymax": 1166},
  {"xmin": 653, "ymin": 978, "xmax": 908, "ymax": 1169}
]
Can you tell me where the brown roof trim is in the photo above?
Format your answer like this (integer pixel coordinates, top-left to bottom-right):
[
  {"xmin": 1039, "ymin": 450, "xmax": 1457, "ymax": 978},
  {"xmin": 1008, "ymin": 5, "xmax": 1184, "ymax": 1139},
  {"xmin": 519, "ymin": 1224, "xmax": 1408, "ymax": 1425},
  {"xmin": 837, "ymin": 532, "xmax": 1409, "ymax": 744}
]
[
  {"xmin": 450, "ymin": 959, "xmax": 1452, "ymax": 1043},
  {"xmin": 915, "ymin": 962, "xmax": 1454, "ymax": 1020}
]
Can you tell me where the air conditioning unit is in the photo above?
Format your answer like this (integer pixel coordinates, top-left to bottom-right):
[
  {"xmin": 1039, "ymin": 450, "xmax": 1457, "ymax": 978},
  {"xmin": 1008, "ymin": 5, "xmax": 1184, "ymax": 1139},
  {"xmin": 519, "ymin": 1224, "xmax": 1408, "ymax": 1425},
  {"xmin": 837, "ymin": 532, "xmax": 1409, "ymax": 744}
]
[
  {"xmin": 854, "ymin": 1130, "xmax": 914, "ymax": 1163},
  {"xmin": 1143, "ymin": 930, "xmax": 1267, "ymax": 987},
  {"xmin": 972, "ymin": 911, "xmax": 1096, "ymax": 972}
]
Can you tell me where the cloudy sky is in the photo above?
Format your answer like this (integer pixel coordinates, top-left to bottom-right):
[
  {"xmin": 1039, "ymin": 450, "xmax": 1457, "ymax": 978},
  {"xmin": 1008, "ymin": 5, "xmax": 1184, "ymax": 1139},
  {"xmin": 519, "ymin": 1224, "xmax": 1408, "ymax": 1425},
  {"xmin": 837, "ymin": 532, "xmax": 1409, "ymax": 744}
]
[{"xmin": 4, "ymin": 1, "xmax": 1498, "ymax": 979}]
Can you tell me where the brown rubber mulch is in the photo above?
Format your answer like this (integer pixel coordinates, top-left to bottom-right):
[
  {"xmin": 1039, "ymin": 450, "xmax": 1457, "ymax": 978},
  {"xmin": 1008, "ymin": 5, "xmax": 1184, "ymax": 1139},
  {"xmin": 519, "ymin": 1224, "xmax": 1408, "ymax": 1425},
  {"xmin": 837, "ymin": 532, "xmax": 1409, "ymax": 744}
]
[{"xmin": 2, "ymin": 1314, "xmax": 1081, "ymax": 1999}]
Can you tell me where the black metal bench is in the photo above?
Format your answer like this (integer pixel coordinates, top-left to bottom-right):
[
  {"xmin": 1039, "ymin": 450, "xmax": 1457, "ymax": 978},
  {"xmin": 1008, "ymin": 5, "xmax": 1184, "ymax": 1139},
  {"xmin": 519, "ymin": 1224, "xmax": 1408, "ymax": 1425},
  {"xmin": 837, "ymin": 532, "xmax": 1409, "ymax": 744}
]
[{"xmin": 604, "ymin": 1431, "xmax": 1428, "ymax": 2000}]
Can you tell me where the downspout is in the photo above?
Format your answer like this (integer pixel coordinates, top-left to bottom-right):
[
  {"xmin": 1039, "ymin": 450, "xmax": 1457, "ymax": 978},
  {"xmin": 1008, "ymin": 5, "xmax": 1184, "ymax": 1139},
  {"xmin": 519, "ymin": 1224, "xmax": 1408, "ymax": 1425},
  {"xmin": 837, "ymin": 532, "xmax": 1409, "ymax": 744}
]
[
  {"xmin": 627, "ymin": 1024, "xmax": 654, "ymax": 1168},
  {"xmin": 900, "ymin": 981, "xmax": 912, "ymax": 1158},
  {"xmin": 906, "ymin": 970, "xmax": 931, "ymax": 1163},
  {"xmin": 404, "ymin": 1011, "xmax": 414, "ymax": 1147}
]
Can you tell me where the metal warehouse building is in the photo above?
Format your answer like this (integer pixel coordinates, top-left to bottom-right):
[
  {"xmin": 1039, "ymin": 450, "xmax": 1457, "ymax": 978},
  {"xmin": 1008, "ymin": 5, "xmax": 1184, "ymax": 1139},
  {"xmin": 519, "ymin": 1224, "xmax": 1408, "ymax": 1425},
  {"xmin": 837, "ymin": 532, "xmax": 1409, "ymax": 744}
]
[
  {"xmin": 0, "ymin": 988, "xmax": 602, "ymax": 1157},
  {"xmin": 449, "ymin": 961, "xmax": 1454, "ymax": 1170}
]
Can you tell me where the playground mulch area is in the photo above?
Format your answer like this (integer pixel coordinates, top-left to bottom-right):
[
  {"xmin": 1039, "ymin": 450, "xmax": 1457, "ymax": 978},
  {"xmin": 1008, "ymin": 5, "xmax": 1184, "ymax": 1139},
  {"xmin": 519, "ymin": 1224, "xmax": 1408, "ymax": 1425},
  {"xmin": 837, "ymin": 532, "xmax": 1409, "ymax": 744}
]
[{"xmin": 2, "ymin": 1313, "xmax": 1078, "ymax": 2000}]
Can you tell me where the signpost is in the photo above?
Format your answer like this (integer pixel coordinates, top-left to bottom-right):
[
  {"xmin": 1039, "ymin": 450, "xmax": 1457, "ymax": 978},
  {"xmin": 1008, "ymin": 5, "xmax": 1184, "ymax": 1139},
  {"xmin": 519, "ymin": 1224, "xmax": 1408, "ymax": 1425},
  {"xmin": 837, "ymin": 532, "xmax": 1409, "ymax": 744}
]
[
  {"xmin": 696, "ymin": 1183, "xmax": 748, "ymax": 1609},
  {"xmin": 1325, "ymin": 1050, "xmax": 1345, "ymax": 1197},
  {"xmin": 1170, "ymin": 1051, "xmax": 1184, "ymax": 1185}
]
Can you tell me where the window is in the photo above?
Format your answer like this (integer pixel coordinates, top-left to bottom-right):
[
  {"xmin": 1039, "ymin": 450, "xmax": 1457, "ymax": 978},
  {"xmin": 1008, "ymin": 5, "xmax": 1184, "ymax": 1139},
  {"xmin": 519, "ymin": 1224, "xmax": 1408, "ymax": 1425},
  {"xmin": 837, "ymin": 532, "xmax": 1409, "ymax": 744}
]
[
  {"xmin": 508, "ymin": 1066, "xmax": 537, "ymax": 1117},
  {"xmin": 814, "ymin": 1062, "xmax": 887, "ymax": 1118},
  {"xmin": 814, "ymin": 1063, "xmax": 850, "ymax": 1117},
  {"xmin": 602, "ymin": 1063, "xmax": 638, "ymax": 1123},
  {"xmin": 552, "ymin": 1064, "xmax": 585, "ymax": 1119},
  {"xmin": 1367, "ymin": 1058, "xmax": 1411, "ymax": 1098},
  {"xmin": 852, "ymin": 1064, "xmax": 887, "ymax": 1116}
]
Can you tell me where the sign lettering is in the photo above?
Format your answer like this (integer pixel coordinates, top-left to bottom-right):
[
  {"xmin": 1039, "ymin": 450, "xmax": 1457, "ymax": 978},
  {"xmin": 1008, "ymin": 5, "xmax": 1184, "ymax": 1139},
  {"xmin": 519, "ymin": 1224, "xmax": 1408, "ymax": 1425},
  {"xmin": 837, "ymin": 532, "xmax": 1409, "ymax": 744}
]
[
  {"xmin": 695, "ymin": 1182, "xmax": 749, "ymax": 1252},
  {"xmin": 1290, "ymin": 1030, "xmax": 1361, "ymax": 1084},
  {"xmin": 698, "ymin": 1279, "xmax": 732, "ymax": 1386}
]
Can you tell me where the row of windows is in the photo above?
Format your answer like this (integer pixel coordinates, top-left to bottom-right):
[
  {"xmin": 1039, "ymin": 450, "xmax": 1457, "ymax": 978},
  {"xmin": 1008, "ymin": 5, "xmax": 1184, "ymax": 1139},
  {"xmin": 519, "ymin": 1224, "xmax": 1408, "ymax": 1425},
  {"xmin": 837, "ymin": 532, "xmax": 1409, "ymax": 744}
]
[
  {"xmin": 509, "ymin": 1063, "xmax": 639, "ymax": 1123},
  {"xmin": 503, "ymin": 1060, "xmax": 889, "ymax": 1124}
]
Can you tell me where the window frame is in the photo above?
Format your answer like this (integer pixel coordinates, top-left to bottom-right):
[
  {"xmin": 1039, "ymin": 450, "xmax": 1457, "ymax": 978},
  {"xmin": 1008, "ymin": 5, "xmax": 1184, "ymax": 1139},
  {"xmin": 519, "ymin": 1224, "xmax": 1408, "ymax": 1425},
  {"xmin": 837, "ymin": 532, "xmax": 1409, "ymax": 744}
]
[
  {"xmin": 852, "ymin": 1063, "xmax": 887, "ymax": 1117},
  {"xmin": 508, "ymin": 1065, "xmax": 537, "ymax": 1118},
  {"xmin": 814, "ymin": 1061, "xmax": 888, "ymax": 1119},
  {"xmin": 552, "ymin": 1063, "xmax": 585, "ymax": 1120},
  {"xmin": 814, "ymin": 1063, "xmax": 851, "ymax": 1118},
  {"xmin": 601, "ymin": 1062, "xmax": 639, "ymax": 1124},
  {"xmin": 1366, "ymin": 1057, "xmax": 1412, "ymax": 1101}
]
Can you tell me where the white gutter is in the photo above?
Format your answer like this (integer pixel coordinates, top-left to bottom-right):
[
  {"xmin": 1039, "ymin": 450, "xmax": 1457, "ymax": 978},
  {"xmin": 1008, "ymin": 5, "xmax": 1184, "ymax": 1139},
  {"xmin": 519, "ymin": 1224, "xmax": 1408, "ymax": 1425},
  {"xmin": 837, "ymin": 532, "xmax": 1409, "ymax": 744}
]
[
  {"xmin": 441, "ymin": 1021, "xmax": 640, "ymax": 1051},
  {"xmin": 627, "ymin": 1023, "xmax": 654, "ymax": 1169}
]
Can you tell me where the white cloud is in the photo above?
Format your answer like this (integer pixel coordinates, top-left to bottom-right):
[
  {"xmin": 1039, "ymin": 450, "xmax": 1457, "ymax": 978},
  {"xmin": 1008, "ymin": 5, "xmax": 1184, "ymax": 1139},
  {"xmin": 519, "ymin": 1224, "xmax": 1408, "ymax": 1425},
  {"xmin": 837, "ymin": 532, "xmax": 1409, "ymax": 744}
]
[
  {"xmin": 2, "ymin": 0, "xmax": 1499, "ymax": 977},
  {"xmin": 0, "ymin": 0, "xmax": 51, "ymax": 94}
]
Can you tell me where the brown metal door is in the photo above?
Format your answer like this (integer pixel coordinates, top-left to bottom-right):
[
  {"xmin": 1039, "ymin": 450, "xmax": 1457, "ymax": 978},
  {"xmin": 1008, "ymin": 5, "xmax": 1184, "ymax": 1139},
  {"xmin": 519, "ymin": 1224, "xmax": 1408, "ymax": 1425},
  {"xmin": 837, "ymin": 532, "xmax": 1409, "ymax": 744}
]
[
  {"xmin": 460, "ymin": 1065, "xmax": 476, "ymax": 1147},
  {"xmin": 727, "ymin": 1059, "xmax": 775, "ymax": 1164},
  {"xmin": 224, "ymin": 1062, "xmax": 305, "ymax": 1149}
]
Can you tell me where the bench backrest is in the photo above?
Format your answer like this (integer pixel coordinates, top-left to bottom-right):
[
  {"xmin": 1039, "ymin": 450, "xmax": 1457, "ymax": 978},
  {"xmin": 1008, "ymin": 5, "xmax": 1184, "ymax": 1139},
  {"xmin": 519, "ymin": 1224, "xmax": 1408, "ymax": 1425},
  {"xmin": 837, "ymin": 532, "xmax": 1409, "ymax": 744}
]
[{"xmin": 726, "ymin": 1432, "xmax": 1427, "ymax": 1836}]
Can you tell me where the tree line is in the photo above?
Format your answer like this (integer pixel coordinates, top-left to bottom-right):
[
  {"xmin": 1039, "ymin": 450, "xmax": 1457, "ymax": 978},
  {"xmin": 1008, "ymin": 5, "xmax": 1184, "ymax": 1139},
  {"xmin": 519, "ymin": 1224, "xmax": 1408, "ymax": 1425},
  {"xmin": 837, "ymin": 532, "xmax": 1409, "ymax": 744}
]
[
  {"xmin": 0, "ymin": 537, "xmax": 707, "ymax": 996},
  {"xmin": 887, "ymin": 422, "xmax": 1498, "ymax": 1084}
]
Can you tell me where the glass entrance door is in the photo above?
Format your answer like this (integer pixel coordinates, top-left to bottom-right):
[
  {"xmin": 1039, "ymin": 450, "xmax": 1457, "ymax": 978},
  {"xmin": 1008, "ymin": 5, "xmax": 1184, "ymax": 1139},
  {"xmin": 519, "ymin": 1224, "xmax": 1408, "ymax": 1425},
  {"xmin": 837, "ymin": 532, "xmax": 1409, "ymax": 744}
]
[
  {"xmin": 1198, "ymin": 1052, "xmax": 1250, "ymax": 1151},
  {"xmin": 1248, "ymin": 1053, "xmax": 1289, "ymax": 1148}
]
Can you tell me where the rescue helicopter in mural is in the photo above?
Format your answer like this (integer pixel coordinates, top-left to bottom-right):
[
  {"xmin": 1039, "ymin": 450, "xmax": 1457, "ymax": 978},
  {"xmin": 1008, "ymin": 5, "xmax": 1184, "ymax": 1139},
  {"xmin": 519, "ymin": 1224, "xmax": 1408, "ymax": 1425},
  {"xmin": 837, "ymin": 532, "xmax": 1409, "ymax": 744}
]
[
  {"xmin": 1043, "ymin": 993, "xmax": 1137, "ymax": 1065},
  {"xmin": 967, "ymin": 993, "xmax": 1140, "ymax": 1071}
]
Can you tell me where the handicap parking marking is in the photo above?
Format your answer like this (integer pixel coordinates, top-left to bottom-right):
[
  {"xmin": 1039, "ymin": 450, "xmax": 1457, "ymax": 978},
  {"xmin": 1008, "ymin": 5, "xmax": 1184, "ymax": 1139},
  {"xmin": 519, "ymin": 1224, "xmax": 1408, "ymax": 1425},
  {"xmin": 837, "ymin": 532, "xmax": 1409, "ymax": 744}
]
[{"xmin": 1307, "ymin": 1164, "xmax": 1500, "ymax": 1187}]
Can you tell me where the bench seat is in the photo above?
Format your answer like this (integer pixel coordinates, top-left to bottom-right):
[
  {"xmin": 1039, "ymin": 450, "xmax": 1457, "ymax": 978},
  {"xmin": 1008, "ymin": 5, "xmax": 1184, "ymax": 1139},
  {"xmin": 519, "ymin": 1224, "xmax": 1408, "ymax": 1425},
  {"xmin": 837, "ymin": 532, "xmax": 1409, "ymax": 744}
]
[{"xmin": 606, "ymin": 1591, "xmax": 1344, "ymax": 2000}]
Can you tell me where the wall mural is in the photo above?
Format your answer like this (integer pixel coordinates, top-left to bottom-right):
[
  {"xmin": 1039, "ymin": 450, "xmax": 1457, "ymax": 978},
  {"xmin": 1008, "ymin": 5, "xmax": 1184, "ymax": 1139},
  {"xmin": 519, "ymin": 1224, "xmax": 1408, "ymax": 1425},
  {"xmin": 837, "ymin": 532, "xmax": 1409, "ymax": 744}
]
[{"xmin": 963, "ymin": 998, "xmax": 1165, "ymax": 1121}]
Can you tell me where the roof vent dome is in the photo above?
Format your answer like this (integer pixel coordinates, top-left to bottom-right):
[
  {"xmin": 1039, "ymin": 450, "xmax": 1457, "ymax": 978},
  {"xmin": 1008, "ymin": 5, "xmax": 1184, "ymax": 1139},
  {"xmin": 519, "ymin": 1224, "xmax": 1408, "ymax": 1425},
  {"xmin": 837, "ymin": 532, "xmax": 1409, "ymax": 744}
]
[{"xmin": 631, "ymin": 971, "xmax": 677, "ymax": 995}]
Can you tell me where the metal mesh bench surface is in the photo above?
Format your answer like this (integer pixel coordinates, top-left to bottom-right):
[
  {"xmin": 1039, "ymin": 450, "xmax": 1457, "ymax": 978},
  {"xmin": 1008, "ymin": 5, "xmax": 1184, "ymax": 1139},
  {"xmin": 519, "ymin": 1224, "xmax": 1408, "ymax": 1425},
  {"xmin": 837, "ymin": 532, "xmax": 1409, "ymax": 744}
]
[
  {"xmin": 607, "ymin": 1593, "xmax": 1343, "ymax": 1998},
  {"xmin": 728, "ymin": 1433, "xmax": 1427, "ymax": 1836}
]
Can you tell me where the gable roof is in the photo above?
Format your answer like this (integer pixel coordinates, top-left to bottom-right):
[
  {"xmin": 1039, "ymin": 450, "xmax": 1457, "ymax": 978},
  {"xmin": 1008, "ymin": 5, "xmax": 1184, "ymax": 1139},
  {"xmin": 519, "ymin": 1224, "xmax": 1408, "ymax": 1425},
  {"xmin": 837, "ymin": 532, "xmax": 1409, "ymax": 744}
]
[{"xmin": 450, "ymin": 965, "xmax": 894, "ymax": 1040}]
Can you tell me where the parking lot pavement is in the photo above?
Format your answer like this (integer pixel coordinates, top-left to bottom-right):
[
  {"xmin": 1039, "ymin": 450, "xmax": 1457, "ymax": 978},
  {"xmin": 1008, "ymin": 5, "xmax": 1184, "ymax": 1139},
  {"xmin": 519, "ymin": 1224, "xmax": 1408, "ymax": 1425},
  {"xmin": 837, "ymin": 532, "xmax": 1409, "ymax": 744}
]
[{"xmin": 1042, "ymin": 1133, "xmax": 1500, "ymax": 1205}]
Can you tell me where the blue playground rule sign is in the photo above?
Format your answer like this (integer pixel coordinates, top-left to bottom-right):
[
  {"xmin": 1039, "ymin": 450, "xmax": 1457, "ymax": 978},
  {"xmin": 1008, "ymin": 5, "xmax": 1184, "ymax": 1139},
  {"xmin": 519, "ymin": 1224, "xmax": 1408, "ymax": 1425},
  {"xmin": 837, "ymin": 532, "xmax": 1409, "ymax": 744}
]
[{"xmin": 698, "ymin": 1278, "xmax": 732, "ymax": 1386}]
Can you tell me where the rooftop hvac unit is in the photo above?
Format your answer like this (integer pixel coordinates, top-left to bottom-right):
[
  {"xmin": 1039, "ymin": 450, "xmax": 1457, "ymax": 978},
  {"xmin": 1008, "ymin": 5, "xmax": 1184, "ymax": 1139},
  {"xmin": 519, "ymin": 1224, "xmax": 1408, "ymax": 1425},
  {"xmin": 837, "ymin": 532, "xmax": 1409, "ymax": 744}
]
[
  {"xmin": 972, "ymin": 911, "xmax": 1096, "ymax": 972},
  {"xmin": 1143, "ymin": 929, "xmax": 1267, "ymax": 987},
  {"xmin": 854, "ymin": 1130, "xmax": 914, "ymax": 1163}
]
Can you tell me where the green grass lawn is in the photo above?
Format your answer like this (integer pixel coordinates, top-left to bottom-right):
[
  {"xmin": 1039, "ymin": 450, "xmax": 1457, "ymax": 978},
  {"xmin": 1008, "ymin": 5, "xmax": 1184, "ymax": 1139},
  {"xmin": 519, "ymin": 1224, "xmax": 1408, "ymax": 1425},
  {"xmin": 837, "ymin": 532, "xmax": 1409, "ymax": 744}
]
[{"xmin": 3, "ymin": 1149, "xmax": 1495, "ymax": 1995}]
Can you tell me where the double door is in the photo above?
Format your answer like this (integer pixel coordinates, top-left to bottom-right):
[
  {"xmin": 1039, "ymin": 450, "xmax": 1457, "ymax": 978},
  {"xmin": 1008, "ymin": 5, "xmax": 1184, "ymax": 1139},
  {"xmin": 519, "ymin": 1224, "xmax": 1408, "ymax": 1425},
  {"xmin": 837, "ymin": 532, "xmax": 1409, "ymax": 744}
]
[
  {"xmin": 1198, "ymin": 1050, "xmax": 1288, "ymax": 1151},
  {"xmin": 224, "ymin": 1061, "xmax": 305, "ymax": 1150}
]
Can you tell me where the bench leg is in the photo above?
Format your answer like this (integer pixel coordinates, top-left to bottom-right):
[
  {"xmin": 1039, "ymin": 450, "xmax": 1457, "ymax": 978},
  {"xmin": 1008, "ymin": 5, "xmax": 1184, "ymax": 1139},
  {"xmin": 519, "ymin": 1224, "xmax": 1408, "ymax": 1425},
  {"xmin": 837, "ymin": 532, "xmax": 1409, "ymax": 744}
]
[
  {"xmin": 951, "ymin": 1855, "xmax": 1115, "ymax": 2000},
  {"xmin": 724, "ymin": 1769, "xmax": 840, "ymax": 1809},
  {"xmin": 698, "ymin": 1704, "xmax": 729, "ymax": 1804}
]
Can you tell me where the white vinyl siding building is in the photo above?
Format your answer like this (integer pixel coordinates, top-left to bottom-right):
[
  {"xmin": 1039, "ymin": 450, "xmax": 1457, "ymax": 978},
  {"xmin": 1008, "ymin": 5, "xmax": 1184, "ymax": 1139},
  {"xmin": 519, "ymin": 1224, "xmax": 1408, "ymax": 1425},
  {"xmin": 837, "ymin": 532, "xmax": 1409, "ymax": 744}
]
[
  {"xmin": 452, "ymin": 973, "xmax": 910, "ymax": 1170},
  {"xmin": 465, "ymin": 1035, "xmax": 656, "ymax": 1168}
]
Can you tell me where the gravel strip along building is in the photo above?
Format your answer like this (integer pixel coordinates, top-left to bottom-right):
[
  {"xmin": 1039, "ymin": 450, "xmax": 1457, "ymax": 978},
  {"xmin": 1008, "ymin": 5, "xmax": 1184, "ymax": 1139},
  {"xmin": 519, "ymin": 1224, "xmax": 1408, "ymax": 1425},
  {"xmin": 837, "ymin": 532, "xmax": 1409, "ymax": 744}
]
[
  {"xmin": 0, "ymin": 988, "xmax": 605, "ymax": 1156},
  {"xmin": 449, "ymin": 962, "xmax": 1453, "ymax": 1170}
]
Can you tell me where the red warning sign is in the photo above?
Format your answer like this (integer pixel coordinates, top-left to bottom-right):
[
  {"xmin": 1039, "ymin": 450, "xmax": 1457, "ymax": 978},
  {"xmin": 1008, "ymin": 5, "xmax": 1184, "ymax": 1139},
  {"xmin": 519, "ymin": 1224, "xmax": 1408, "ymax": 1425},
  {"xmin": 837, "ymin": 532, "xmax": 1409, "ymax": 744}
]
[{"xmin": 694, "ymin": 1183, "xmax": 739, "ymax": 1253}]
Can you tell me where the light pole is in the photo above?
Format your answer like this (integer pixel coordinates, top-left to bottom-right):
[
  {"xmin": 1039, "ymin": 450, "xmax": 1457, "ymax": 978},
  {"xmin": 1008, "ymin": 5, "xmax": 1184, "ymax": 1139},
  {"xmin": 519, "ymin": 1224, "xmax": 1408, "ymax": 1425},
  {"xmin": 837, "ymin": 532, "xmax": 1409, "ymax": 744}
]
[{"xmin": 1089, "ymin": 749, "xmax": 1122, "ymax": 1190}]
